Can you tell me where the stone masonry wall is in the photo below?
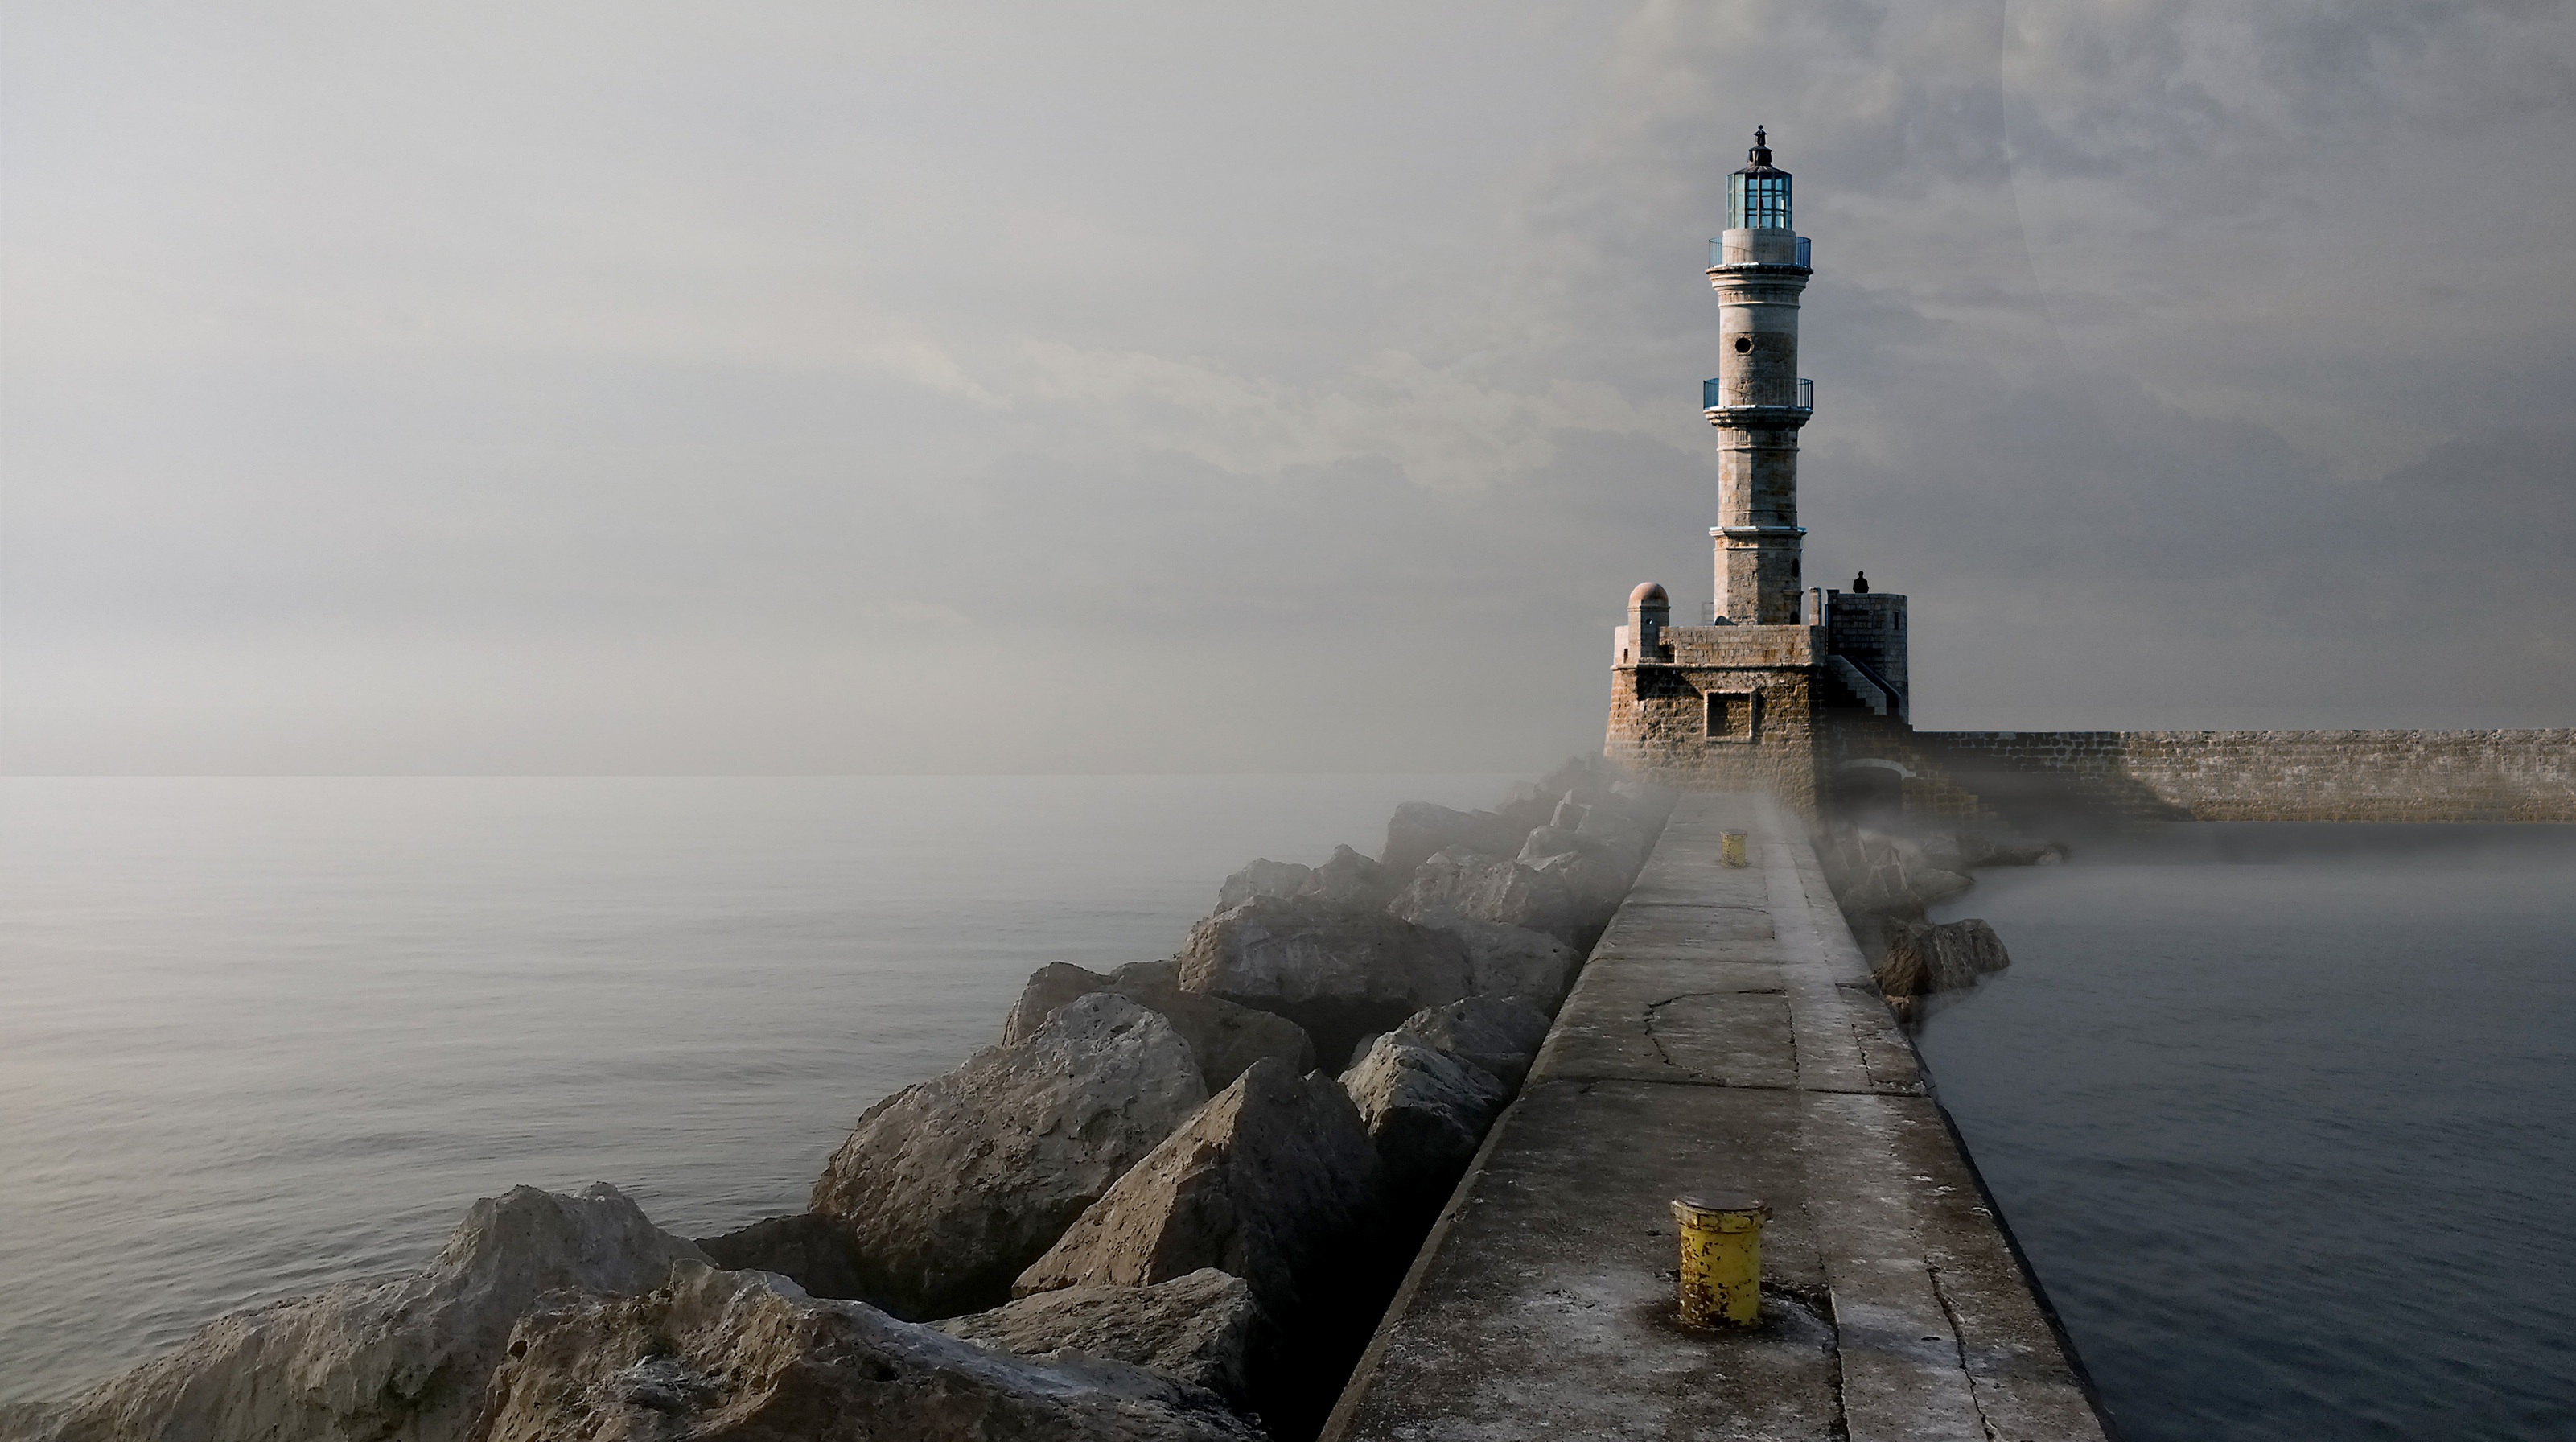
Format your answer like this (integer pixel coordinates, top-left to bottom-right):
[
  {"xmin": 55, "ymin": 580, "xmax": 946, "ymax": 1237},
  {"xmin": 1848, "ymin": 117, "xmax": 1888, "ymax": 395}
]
[
  {"xmin": 1823, "ymin": 592, "xmax": 1908, "ymax": 705},
  {"xmin": 1920, "ymin": 730, "xmax": 2576, "ymax": 822},
  {"xmin": 1607, "ymin": 664, "xmax": 1821, "ymax": 817}
]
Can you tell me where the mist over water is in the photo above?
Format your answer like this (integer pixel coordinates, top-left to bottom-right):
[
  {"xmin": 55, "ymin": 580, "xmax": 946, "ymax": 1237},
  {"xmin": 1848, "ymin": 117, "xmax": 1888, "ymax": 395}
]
[
  {"xmin": 10, "ymin": 784, "xmax": 2574, "ymax": 1435},
  {"xmin": 1917, "ymin": 823, "xmax": 2576, "ymax": 1442},
  {"xmin": 0, "ymin": 774, "xmax": 1505, "ymax": 1406}
]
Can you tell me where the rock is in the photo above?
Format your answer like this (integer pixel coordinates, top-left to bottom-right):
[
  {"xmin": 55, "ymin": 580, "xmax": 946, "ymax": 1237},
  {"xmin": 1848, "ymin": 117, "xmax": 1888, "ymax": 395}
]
[
  {"xmin": 1920, "ymin": 830, "xmax": 2071, "ymax": 872},
  {"xmin": 1405, "ymin": 908, "xmax": 1582, "ymax": 1012},
  {"xmin": 1388, "ymin": 847, "xmax": 1580, "ymax": 944},
  {"xmin": 1338, "ymin": 1036, "xmax": 1511, "ymax": 1213},
  {"xmin": 479, "ymin": 1261, "xmax": 1262, "ymax": 1442},
  {"xmin": 1875, "ymin": 918, "xmax": 2013, "ymax": 998},
  {"xmin": 998, "ymin": 962, "xmax": 1317, "ymax": 1090},
  {"xmin": 811, "ymin": 994, "xmax": 1208, "ymax": 1320},
  {"xmin": 1611, "ymin": 776, "xmax": 1678, "ymax": 830},
  {"xmin": 1515, "ymin": 825, "xmax": 1583, "ymax": 863},
  {"xmin": 996, "ymin": 961, "xmax": 1117, "ymax": 1045},
  {"xmin": 1826, "ymin": 829, "xmax": 1976, "ymax": 917},
  {"xmin": 38, "ymin": 1184, "xmax": 703, "ymax": 1442},
  {"xmin": 1574, "ymin": 805, "xmax": 1653, "ymax": 874},
  {"xmin": 938, "ymin": 1268, "xmax": 1260, "ymax": 1404},
  {"xmin": 1103, "ymin": 960, "xmax": 1320, "ymax": 1086},
  {"xmin": 1216, "ymin": 857, "xmax": 1314, "ymax": 910},
  {"xmin": 1175, "ymin": 896, "xmax": 1471, "ymax": 1073},
  {"xmin": 1014, "ymin": 1059, "xmax": 1381, "ymax": 1322},
  {"xmin": 1306, "ymin": 843, "xmax": 1398, "ymax": 908},
  {"xmin": 1516, "ymin": 828, "xmax": 1635, "ymax": 932},
  {"xmin": 1381, "ymin": 801, "xmax": 1523, "ymax": 878},
  {"xmin": 1863, "ymin": 863, "xmax": 1973, "ymax": 913},
  {"xmin": 1392, "ymin": 995, "xmax": 1553, "ymax": 1090},
  {"xmin": 1215, "ymin": 846, "xmax": 1396, "ymax": 917},
  {"xmin": 697, "ymin": 1213, "xmax": 870, "ymax": 1300}
]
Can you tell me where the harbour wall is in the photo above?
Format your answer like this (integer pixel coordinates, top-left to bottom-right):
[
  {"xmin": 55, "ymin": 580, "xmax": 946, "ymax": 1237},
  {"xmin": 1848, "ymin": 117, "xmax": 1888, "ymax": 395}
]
[
  {"xmin": 1323, "ymin": 792, "xmax": 2108, "ymax": 1441},
  {"xmin": 1917, "ymin": 729, "xmax": 2576, "ymax": 823}
]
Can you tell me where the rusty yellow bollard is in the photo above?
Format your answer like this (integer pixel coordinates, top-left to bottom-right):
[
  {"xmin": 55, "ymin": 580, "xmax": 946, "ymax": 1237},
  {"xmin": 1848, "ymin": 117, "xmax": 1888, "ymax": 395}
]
[
  {"xmin": 1673, "ymin": 1191, "xmax": 1768, "ymax": 1327},
  {"xmin": 1720, "ymin": 830, "xmax": 1750, "ymax": 868}
]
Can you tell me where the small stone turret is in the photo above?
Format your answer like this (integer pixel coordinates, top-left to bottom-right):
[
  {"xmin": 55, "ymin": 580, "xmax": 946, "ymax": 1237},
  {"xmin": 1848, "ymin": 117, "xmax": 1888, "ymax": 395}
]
[{"xmin": 1623, "ymin": 583, "xmax": 1670, "ymax": 665}]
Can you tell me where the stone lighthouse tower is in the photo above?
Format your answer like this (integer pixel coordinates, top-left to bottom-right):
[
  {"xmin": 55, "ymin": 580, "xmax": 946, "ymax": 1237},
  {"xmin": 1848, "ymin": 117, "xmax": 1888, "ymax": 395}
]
[
  {"xmin": 1606, "ymin": 128, "xmax": 1911, "ymax": 816},
  {"xmin": 1706, "ymin": 127, "xmax": 1813, "ymax": 625}
]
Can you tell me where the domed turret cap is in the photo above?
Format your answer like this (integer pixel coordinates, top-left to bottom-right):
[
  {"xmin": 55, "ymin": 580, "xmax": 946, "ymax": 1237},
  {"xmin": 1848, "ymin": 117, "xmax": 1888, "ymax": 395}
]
[{"xmin": 1631, "ymin": 582, "xmax": 1670, "ymax": 607}]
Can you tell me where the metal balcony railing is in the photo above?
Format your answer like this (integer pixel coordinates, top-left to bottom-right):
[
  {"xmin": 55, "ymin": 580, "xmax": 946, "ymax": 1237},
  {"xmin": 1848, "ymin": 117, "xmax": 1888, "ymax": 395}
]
[
  {"xmin": 1706, "ymin": 235, "xmax": 1813, "ymax": 269},
  {"xmin": 1703, "ymin": 377, "xmax": 1815, "ymax": 411}
]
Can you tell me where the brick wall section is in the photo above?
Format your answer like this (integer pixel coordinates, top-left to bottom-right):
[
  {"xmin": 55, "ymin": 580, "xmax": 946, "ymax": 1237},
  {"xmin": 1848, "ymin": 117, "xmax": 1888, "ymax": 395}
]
[{"xmin": 1920, "ymin": 730, "xmax": 2576, "ymax": 822}]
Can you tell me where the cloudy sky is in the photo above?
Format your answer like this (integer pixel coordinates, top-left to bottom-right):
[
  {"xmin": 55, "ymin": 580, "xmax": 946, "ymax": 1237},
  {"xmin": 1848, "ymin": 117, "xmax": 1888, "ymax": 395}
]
[{"xmin": 6, "ymin": 2, "xmax": 2571, "ymax": 773}]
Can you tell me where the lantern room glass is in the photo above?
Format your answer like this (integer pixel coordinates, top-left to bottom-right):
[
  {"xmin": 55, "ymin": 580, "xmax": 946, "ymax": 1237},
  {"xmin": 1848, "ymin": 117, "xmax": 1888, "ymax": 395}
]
[{"xmin": 1728, "ymin": 171, "xmax": 1792, "ymax": 230}]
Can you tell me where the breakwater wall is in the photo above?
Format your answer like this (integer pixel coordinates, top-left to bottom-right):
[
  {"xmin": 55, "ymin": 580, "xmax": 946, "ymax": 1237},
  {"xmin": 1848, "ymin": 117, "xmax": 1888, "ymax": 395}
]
[
  {"xmin": 1323, "ymin": 792, "xmax": 2107, "ymax": 1440},
  {"xmin": 1919, "ymin": 729, "xmax": 2576, "ymax": 823}
]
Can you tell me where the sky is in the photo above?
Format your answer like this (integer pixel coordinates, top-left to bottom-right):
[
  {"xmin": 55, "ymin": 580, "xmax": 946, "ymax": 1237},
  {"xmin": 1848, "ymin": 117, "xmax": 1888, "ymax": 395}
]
[{"xmin": 5, "ymin": 1, "xmax": 2572, "ymax": 773}]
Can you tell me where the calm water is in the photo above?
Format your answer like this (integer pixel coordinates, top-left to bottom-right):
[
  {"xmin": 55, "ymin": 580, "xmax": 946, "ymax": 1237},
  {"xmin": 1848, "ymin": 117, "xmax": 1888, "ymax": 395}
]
[
  {"xmin": 1918, "ymin": 823, "xmax": 2576, "ymax": 1442},
  {"xmin": 8, "ymin": 785, "xmax": 2574, "ymax": 1435},
  {"xmin": 0, "ymin": 774, "xmax": 1506, "ymax": 1405}
]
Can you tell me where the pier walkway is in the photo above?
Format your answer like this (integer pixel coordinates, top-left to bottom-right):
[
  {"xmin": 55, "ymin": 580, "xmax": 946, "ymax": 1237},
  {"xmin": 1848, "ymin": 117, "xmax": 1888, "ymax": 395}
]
[{"xmin": 1323, "ymin": 793, "xmax": 2110, "ymax": 1441}]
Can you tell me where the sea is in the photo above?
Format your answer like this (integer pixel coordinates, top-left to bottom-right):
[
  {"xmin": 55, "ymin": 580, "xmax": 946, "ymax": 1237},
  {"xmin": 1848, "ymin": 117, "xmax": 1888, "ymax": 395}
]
[
  {"xmin": 1919, "ymin": 822, "xmax": 2576, "ymax": 1441},
  {"xmin": 2, "ymin": 777, "xmax": 2572, "ymax": 1439}
]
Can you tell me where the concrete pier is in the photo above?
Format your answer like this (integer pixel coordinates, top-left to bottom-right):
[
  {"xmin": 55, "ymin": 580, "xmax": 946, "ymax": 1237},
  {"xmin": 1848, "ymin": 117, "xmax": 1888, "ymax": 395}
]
[{"xmin": 1322, "ymin": 793, "xmax": 2110, "ymax": 1441}]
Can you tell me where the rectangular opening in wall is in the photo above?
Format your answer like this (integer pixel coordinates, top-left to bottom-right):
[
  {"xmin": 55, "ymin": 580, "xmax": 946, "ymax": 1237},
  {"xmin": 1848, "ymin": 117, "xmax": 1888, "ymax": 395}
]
[{"xmin": 1706, "ymin": 690, "xmax": 1758, "ymax": 743}]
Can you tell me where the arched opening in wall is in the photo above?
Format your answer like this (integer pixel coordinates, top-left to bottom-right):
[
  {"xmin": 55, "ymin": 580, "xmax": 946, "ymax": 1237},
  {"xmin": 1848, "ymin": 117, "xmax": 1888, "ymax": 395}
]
[{"xmin": 1831, "ymin": 758, "xmax": 1908, "ymax": 825}]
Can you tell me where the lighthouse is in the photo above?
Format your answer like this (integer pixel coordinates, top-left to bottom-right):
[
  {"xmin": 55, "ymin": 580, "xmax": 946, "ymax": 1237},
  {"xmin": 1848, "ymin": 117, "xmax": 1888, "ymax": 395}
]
[
  {"xmin": 1606, "ymin": 127, "xmax": 1911, "ymax": 815},
  {"xmin": 1705, "ymin": 126, "xmax": 1813, "ymax": 626}
]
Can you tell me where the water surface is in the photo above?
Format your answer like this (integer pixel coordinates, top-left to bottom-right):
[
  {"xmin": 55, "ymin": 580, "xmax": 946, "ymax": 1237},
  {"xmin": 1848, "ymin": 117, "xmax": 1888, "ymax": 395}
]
[
  {"xmin": 1918, "ymin": 823, "xmax": 2576, "ymax": 1442},
  {"xmin": 0, "ymin": 774, "xmax": 1503, "ymax": 1404}
]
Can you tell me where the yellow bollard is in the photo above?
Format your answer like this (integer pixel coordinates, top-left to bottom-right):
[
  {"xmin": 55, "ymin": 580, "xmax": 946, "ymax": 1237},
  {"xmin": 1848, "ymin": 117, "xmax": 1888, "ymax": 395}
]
[
  {"xmin": 1720, "ymin": 830, "xmax": 1750, "ymax": 868},
  {"xmin": 1673, "ymin": 1191, "xmax": 1768, "ymax": 1328}
]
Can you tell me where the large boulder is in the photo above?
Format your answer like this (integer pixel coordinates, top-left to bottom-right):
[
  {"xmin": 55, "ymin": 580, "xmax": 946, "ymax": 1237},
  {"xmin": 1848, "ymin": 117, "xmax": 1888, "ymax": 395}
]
[
  {"xmin": 1574, "ymin": 805, "xmax": 1654, "ymax": 874},
  {"xmin": 1405, "ymin": 907, "xmax": 1582, "ymax": 1012},
  {"xmin": 1306, "ymin": 843, "xmax": 1399, "ymax": 909},
  {"xmin": 1338, "ymin": 1036, "xmax": 1511, "ymax": 1213},
  {"xmin": 938, "ymin": 1268, "xmax": 1260, "ymax": 1404},
  {"xmin": 36, "ymin": 1184, "xmax": 703, "ymax": 1442},
  {"xmin": 1215, "ymin": 846, "xmax": 1396, "ymax": 915},
  {"xmin": 1381, "ymin": 802, "xmax": 1524, "ymax": 878},
  {"xmin": 697, "ymin": 1213, "xmax": 871, "ymax": 1300},
  {"xmin": 1516, "ymin": 828, "xmax": 1636, "ymax": 931},
  {"xmin": 1875, "ymin": 918, "xmax": 2013, "ymax": 998},
  {"xmin": 1392, "ymin": 995, "xmax": 1553, "ymax": 1090},
  {"xmin": 810, "ymin": 994, "xmax": 1208, "ymax": 1320},
  {"xmin": 1825, "ymin": 829, "xmax": 1977, "ymax": 918},
  {"xmin": 1388, "ymin": 847, "xmax": 1579, "ymax": 945},
  {"xmin": 1919, "ymin": 830, "xmax": 2070, "ymax": 872},
  {"xmin": 1174, "ymin": 896, "xmax": 1471, "ymax": 1071},
  {"xmin": 998, "ymin": 962, "xmax": 1316, "ymax": 1090},
  {"xmin": 1216, "ymin": 857, "xmax": 1314, "ymax": 910},
  {"xmin": 1013, "ymin": 1059, "xmax": 1381, "ymax": 1322},
  {"xmin": 478, "ymin": 1261, "xmax": 1262, "ymax": 1442}
]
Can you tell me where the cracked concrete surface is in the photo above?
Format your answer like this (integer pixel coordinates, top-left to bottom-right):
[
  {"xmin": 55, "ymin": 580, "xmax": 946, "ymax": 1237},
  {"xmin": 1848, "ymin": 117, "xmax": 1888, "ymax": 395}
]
[{"xmin": 1322, "ymin": 793, "xmax": 2108, "ymax": 1442}]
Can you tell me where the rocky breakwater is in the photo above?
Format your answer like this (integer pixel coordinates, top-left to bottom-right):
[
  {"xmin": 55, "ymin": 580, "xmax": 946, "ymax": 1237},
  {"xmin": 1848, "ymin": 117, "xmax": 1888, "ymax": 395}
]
[
  {"xmin": 1819, "ymin": 826, "xmax": 2067, "ymax": 1024},
  {"xmin": 7, "ymin": 760, "xmax": 1672, "ymax": 1442}
]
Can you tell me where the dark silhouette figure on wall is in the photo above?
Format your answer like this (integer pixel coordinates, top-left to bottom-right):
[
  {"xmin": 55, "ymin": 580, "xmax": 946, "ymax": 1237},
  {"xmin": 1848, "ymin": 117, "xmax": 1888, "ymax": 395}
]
[{"xmin": 1851, "ymin": 571, "xmax": 1870, "ymax": 593}]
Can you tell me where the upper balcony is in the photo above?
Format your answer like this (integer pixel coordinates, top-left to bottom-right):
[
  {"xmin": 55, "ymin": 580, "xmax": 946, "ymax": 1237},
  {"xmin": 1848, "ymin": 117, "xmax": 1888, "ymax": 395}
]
[
  {"xmin": 1704, "ymin": 376, "xmax": 1814, "ymax": 413},
  {"xmin": 1709, "ymin": 234, "xmax": 1812, "ymax": 270}
]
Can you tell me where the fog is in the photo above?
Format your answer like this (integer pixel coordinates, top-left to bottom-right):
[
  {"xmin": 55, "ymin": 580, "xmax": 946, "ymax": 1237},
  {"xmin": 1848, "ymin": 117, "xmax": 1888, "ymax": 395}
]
[{"xmin": 6, "ymin": 2, "xmax": 2571, "ymax": 773}]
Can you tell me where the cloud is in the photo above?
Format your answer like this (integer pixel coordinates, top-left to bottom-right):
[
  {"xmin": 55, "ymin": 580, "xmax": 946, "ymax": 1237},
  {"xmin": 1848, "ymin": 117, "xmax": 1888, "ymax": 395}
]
[{"xmin": 4, "ymin": 0, "xmax": 2572, "ymax": 771}]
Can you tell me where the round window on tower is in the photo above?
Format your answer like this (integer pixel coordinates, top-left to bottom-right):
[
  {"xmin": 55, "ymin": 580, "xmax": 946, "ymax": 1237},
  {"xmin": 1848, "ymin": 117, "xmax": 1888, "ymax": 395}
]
[{"xmin": 1734, "ymin": 336, "xmax": 1753, "ymax": 353}]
